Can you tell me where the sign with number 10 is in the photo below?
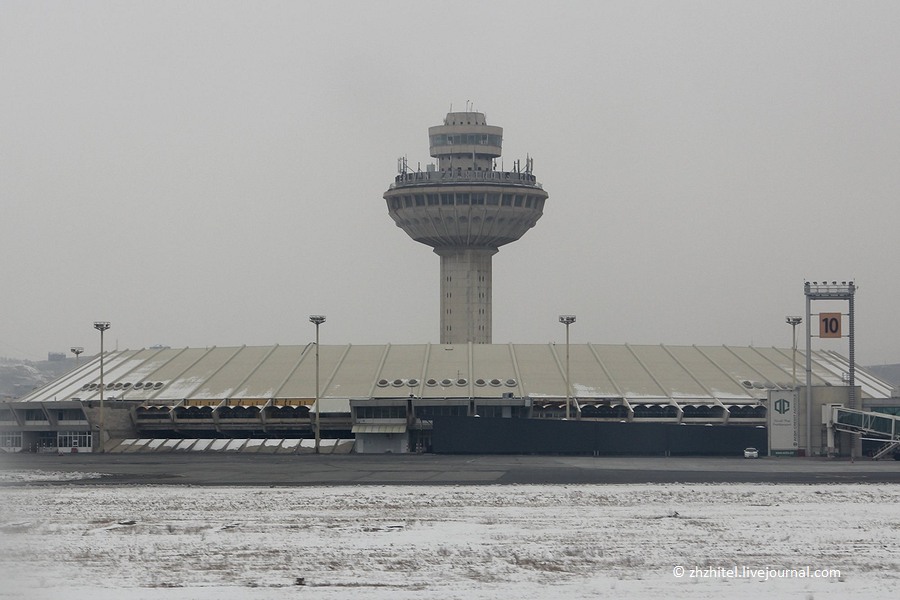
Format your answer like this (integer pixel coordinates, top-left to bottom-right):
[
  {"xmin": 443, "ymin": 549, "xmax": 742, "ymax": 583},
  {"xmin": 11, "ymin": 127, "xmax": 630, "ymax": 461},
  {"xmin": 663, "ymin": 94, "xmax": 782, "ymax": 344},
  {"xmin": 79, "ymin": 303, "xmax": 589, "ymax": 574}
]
[{"xmin": 819, "ymin": 312, "xmax": 842, "ymax": 338}]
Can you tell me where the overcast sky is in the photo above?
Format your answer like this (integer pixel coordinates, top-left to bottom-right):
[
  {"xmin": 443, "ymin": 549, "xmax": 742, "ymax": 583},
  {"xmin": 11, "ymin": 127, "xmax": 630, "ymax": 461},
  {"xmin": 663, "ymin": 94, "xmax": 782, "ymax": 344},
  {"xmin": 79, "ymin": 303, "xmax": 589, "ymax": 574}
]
[{"xmin": 2, "ymin": 1, "xmax": 898, "ymax": 365}]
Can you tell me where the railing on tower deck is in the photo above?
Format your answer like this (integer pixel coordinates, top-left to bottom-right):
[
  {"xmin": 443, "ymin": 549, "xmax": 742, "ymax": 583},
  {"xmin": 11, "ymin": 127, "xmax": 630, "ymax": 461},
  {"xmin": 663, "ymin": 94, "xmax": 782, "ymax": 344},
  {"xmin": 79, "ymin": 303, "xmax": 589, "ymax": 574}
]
[{"xmin": 391, "ymin": 170, "xmax": 542, "ymax": 188}]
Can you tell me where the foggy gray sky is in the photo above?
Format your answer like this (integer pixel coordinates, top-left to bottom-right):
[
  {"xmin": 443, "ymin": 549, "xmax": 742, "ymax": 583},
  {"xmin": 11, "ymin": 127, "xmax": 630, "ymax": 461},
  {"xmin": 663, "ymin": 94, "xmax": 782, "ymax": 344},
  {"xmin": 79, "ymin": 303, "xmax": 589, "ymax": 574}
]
[{"xmin": 2, "ymin": 1, "xmax": 898, "ymax": 365}]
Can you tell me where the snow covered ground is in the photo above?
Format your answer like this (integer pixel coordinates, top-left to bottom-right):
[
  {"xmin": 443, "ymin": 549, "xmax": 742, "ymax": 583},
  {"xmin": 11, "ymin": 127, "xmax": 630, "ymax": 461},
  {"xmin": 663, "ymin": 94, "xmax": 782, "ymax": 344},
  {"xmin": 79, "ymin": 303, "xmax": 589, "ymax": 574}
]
[
  {"xmin": 1, "ymin": 476, "xmax": 899, "ymax": 599},
  {"xmin": 0, "ymin": 469, "xmax": 105, "ymax": 483}
]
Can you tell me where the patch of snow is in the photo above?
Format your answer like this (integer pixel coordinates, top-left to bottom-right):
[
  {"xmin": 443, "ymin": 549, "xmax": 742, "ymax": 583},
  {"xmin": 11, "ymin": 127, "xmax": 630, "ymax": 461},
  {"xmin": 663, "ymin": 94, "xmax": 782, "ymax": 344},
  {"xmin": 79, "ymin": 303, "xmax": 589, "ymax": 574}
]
[
  {"xmin": 0, "ymin": 483, "xmax": 897, "ymax": 599},
  {"xmin": 0, "ymin": 469, "xmax": 104, "ymax": 483},
  {"xmin": 223, "ymin": 439, "xmax": 245, "ymax": 451},
  {"xmin": 280, "ymin": 439, "xmax": 301, "ymax": 451}
]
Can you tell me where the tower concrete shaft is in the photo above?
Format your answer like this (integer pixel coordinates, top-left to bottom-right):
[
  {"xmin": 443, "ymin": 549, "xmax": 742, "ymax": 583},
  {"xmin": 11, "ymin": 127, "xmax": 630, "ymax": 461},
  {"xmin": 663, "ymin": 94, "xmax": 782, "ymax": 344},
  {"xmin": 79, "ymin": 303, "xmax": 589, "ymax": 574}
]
[
  {"xmin": 384, "ymin": 111, "xmax": 548, "ymax": 344},
  {"xmin": 437, "ymin": 247, "xmax": 496, "ymax": 344}
]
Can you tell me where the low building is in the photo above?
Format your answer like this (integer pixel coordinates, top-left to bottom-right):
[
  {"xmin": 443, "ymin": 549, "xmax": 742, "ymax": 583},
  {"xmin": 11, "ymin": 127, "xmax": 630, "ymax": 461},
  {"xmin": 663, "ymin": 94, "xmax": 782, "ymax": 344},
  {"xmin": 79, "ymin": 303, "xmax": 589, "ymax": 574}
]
[{"xmin": 1, "ymin": 343, "xmax": 896, "ymax": 454}]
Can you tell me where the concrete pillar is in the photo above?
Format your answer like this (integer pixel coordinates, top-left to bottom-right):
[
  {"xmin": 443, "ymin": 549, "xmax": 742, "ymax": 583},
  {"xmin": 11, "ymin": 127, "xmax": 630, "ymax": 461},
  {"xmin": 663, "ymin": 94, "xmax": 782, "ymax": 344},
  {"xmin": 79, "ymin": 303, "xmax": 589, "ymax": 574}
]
[{"xmin": 436, "ymin": 247, "xmax": 496, "ymax": 344}]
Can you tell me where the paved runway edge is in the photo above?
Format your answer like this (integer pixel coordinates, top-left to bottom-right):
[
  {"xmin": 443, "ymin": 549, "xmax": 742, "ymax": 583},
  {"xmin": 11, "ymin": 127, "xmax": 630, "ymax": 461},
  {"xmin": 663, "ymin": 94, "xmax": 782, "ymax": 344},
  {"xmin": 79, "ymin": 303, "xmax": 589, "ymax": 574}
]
[{"xmin": 2, "ymin": 454, "xmax": 900, "ymax": 486}]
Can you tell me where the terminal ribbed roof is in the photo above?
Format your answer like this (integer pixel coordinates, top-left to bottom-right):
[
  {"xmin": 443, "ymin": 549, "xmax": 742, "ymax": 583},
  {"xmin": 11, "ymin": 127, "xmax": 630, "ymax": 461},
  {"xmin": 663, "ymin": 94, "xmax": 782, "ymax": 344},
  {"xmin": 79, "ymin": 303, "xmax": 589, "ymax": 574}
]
[{"xmin": 14, "ymin": 343, "xmax": 895, "ymax": 405}]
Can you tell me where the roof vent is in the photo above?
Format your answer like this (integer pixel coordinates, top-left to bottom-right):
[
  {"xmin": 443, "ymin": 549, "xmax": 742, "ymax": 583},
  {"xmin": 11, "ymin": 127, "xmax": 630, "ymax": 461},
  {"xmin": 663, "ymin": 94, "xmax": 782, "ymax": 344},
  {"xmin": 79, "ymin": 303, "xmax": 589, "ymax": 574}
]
[
  {"xmin": 441, "ymin": 378, "xmax": 453, "ymax": 387},
  {"xmin": 474, "ymin": 378, "xmax": 487, "ymax": 387},
  {"xmin": 456, "ymin": 378, "xmax": 468, "ymax": 386},
  {"xmin": 489, "ymin": 378, "xmax": 502, "ymax": 387},
  {"xmin": 426, "ymin": 378, "xmax": 438, "ymax": 387},
  {"xmin": 153, "ymin": 382, "xmax": 164, "ymax": 390},
  {"xmin": 392, "ymin": 379, "xmax": 405, "ymax": 387},
  {"xmin": 505, "ymin": 378, "xmax": 517, "ymax": 387},
  {"xmin": 407, "ymin": 378, "xmax": 419, "ymax": 386},
  {"xmin": 377, "ymin": 379, "xmax": 389, "ymax": 387}
]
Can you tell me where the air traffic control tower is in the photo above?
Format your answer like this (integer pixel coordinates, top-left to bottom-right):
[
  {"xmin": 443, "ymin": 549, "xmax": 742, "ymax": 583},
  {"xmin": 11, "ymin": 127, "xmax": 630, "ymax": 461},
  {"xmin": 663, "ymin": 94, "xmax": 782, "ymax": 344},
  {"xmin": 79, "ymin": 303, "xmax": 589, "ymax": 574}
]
[{"xmin": 384, "ymin": 111, "xmax": 548, "ymax": 344}]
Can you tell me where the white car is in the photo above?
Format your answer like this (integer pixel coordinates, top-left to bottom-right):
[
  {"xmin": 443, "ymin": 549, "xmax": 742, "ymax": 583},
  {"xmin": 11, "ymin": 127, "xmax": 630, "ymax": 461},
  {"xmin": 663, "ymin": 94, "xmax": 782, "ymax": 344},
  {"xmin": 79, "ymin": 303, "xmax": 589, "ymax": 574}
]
[{"xmin": 744, "ymin": 447, "xmax": 759, "ymax": 459}]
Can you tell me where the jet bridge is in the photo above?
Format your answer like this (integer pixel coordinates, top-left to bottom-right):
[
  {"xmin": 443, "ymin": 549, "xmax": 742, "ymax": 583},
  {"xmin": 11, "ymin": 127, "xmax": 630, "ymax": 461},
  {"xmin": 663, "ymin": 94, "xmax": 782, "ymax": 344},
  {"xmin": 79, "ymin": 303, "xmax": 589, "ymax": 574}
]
[{"xmin": 826, "ymin": 406, "xmax": 900, "ymax": 460}]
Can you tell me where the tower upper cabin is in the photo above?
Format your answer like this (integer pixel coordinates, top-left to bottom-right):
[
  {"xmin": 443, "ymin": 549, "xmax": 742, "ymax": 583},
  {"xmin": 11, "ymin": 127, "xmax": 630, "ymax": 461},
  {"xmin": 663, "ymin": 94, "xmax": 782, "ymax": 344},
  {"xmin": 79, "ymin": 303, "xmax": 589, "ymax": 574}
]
[{"xmin": 428, "ymin": 112, "xmax": 503, "ymax": 173}]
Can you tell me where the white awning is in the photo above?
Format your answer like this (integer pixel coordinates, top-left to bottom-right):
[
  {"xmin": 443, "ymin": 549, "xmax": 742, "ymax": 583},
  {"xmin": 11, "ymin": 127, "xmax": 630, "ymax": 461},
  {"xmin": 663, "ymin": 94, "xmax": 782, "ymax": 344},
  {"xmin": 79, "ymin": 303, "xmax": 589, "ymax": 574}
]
[
  {"xmin": 308, "ymin": 398, "xmax": 351, "ymax": 414},
  {"xmin": 352, "ymin": 424, "xmax": 407, "ymax": 434}
]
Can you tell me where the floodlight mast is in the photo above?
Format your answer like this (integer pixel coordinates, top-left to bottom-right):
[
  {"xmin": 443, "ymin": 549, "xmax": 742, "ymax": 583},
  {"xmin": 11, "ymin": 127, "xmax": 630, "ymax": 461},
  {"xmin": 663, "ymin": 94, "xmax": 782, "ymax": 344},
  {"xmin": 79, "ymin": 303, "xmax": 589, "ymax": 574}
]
[
  {"xmin": 70, "ymin": 346, "xmax": 84, "ymax": 364},
  {"xmin": 92, "ymin": 321, "xmax": 111, "ymax": 453},
  {"xmin": 309, "ymin": 315, "xmax": 326, "ymax": 454},
  {"xmin": 785, "ymin": 316, "xmax": 802, "ymax": 389},
  {"xmin": 559, "ymin": 315, "xmax": 576, "ymax": 420}
]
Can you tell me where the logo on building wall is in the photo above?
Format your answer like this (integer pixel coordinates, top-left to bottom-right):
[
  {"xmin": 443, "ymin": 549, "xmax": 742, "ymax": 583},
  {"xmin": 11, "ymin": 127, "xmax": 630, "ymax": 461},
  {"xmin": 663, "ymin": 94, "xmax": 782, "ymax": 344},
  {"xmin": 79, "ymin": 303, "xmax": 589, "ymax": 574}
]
[{"xmin": 769, "ymin": 390, "xmax": 798, "ymax": 454}]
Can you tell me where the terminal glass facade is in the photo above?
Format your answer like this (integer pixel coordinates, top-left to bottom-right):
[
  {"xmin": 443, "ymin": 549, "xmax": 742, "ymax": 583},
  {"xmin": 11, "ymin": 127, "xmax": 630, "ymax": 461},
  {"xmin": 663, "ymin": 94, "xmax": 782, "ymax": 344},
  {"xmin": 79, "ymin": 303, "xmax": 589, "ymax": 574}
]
[
  {"xmin": 0, "ymin": 432, "xmax": 22, "ymax": 450},
  {"xmin": 58, "ymin": 431, "xmax": 92, "ymax": 450}
]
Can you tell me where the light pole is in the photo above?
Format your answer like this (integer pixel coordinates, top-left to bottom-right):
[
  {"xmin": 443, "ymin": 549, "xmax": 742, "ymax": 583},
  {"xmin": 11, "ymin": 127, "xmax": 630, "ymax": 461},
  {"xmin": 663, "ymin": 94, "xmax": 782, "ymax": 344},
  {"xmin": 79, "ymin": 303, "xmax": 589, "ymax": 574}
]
[
  {"xmin": 93, "ymin": 321, "xmax": 110, "ymax": 452},
  {"xmin": 786, "ymin": 316, "xmax": 802, "ymax": 389},
  {"xmin": 309, "ymin": 315, "xmax": 326, "ymax": 454},
  {"xmin": 559, "ymin": 315, "xmax": 576, "ymax": 420},
  {"xmin": 70, "ymin": 346, "xmax": 84, "ymax": 364}
]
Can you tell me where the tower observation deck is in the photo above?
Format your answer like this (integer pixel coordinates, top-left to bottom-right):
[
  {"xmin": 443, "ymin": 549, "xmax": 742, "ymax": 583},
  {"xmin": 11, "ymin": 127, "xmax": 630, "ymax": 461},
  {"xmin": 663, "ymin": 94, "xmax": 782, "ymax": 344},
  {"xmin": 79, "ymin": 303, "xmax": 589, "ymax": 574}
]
[{"xmin": 384, "ymin": 111, "xmax": 548, "ymax": 344}]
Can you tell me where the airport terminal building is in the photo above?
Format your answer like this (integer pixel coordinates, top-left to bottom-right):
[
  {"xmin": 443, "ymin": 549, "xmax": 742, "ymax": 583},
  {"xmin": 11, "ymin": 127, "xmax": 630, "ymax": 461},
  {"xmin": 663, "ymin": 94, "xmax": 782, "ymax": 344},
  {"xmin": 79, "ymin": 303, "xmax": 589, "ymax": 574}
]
[
  {"xmin": 1, "ymin": 343, "xmax": 896, "ymax": 456},
  {"xmin": 4, "ymin": 112, "xmax": 898, "ymax": 457}
]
